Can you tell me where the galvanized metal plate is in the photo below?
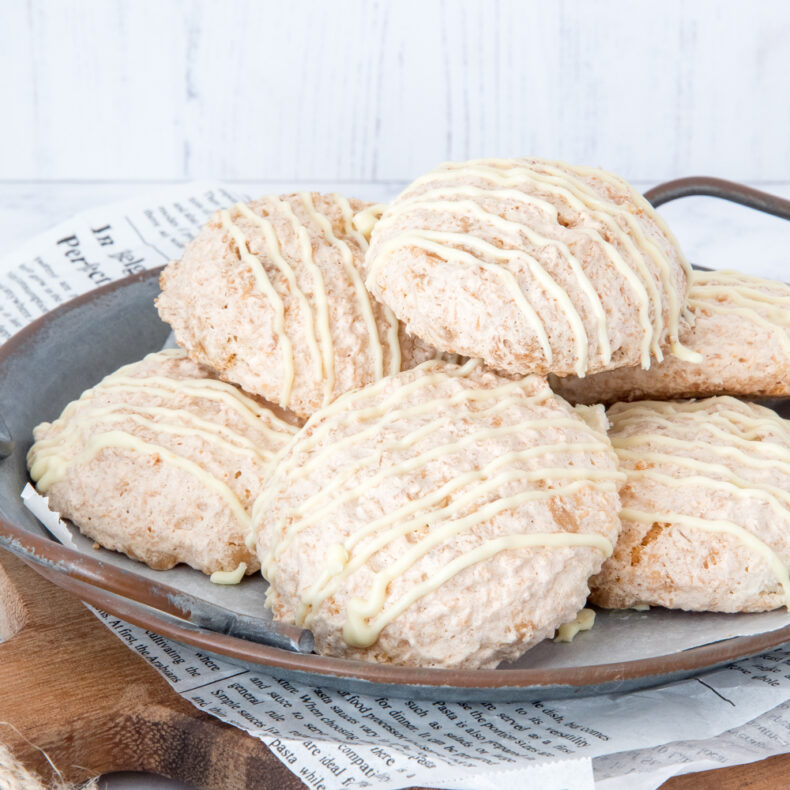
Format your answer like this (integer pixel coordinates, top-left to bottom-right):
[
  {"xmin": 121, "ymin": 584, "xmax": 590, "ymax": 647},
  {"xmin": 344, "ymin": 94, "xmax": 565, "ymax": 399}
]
[{"xmin": 2, "ymin": 268, "xmax": 790, "ymax": 702}]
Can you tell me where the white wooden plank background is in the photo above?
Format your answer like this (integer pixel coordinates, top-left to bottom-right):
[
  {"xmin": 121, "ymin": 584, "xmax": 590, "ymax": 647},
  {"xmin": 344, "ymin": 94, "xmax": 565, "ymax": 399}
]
[{"xmin": 2, "ymin": 0, "xmax": 790, "ymax": 184}]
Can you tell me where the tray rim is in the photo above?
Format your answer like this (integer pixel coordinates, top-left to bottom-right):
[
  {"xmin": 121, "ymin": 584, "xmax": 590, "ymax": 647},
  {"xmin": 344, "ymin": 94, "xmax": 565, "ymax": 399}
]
[{"xmin": 3, "ymin": 267, "xmax": 790, "ymax": 694}]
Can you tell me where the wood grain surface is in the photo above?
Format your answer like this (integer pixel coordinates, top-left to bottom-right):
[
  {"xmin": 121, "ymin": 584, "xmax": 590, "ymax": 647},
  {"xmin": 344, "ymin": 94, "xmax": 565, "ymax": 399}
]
[
  {"xmin": 0, "ymin": 552, "xmax": 304, "ymax": 790},
  {"xmin": 0, "ymin": 549, "xmax": 789, "ymax": 789},
  {"xmin": 2, "ymin": 0, "xmax": 790, "ymax": 183}
]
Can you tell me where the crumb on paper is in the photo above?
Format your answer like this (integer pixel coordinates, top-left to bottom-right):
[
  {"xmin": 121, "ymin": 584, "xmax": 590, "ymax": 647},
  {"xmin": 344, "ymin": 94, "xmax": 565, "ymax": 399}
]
[
  {"xmin": 210, "ymin": 561, "xmax": 247, "ymax": 585},
  {"xmin": 554, "ymin": 608, "xmax": 596, "ymax": 643}
]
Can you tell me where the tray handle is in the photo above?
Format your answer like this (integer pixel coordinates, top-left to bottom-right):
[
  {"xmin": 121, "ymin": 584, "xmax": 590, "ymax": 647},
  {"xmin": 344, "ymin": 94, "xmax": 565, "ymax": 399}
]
[{"xmin": 645, "ymin": 175, "xmax": 790, "ymax": 221}]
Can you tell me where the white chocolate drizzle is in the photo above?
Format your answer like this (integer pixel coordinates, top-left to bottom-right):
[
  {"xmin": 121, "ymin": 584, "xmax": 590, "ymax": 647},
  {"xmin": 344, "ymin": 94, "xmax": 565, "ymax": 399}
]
[
  {"xmin": 253, "ymin": 358, "xmax": 484, "ymax": 522},
  {"xmin": 621, "ymin": 509, "xmax": 790, "ymax": 610},
  {"xmin": 527, "ymin": 160, "xmax": 684, "ymax": 353},
  {"xmin": 272, "ymin": 196, "xmax": 336, "ymax": 400},
  {"xmin": 612, "ymin": 413, "xmax": 790, "ymax": 465},
  {"xmin": 96, "ymin": 378, "xmax": 294, "ymax": 439},
  {"xmin": 301, "ymin": 473, "xmax": 618, "ymax": 643},
  {"xmin": 688, "ymin": 270, "xmax": 790, "ymax": 358},
  {"xmin": 257, "ymin": 362, "xmax": 620, "ymax": 649},
  {"xmin": 292, "ymin": 382, "xmax": 543, "ymax": 481},
  {"xmin": 251, "ymin": 359, "xmax": 497, "ymax": 537},
  {"xmin": 344, "ymin": 531, "xmax": 612, "ymax": 649},
  {"xmin": 275, "ymin": 427, "xmax": 613, "ymax": 568},
  {"xmin": 50, "ymin": 350, "xmax": 297, "ymax": 438},
  {"xmin": 30, "ymin": 406, "xmax": 276, "ymax": 463},
  {"xmin": 611, "ymin": 395, "xmax": 789, "ymax": 430},
  {"xmin": 236, "ymin": 201, "xmax": 326, "ymax": 390},
  {"xmin": 31, "ymin": 430, "xmax": 251, "ymax": 529},
  {"xmin": 609, "ymin": 399, "xmax": 790, "ymax": 608},
  {"xmin": 384, "ymin": 193, "xmax": 611, "ymax": 368},
  {"xmin": 28, "ymin": 351, "xmax": 296, "ymax": 541},
  {"xmin": 298, "ymin": 192, "xmax": 391, "ymax": 380},
  {"xmin": 352, "ymin": 202, "xmax": 387, "ymax": 239},
  {"xmin": 336, "ymin": 195, "xmax": 403, "ymax": 375},
  {"xmin": 692, "ymin": 269, "xmax": 790, "ymax": 306},
  {"xmin": 219, "ymin": 194, "xmax": 404, "ymax": 408},
  {"xmin": 369, "ymin": 157, "xmax": 695, "ymax": 372},
  {"xmin": 220, "ymin": 208, "xmax": 295, "ymax": 406}
]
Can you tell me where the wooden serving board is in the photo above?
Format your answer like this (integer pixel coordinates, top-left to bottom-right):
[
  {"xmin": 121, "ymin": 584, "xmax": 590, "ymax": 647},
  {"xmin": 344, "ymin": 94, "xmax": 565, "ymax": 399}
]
[{"xmin": 0, "ymin": 549, "xmax": 786, "ymax": 790}]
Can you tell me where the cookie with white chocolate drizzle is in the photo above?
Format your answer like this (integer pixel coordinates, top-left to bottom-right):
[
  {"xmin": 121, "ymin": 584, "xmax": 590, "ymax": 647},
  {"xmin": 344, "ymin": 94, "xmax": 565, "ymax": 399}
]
[
  {"xmin": 591, "ymin": 397, "xmax": 790, "ymax": 612},
  {"xmin": 157, "ymin": 192, "xmax": 438, "ymax": 418},
  {"xmin": 365, "ymin": 157, "xmax": 695, "ymax": 378},
  {"xmin": 28, "ymin": 349, "xmax": 298, "ymax": 577},
  {"xmin": 553, "ymin": 269, "xmax": 790, "ymax": 404},
  {"xmin": 253, "ymin": 359, "xmax": 623, "ymax": 669}
]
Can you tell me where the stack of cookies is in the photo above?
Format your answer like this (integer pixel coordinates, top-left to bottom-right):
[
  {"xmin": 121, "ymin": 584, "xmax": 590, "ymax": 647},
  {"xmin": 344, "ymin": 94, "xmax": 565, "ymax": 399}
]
[{"xmin": 28, "ymin": 157, "xmax": 790, "ymax": 669}]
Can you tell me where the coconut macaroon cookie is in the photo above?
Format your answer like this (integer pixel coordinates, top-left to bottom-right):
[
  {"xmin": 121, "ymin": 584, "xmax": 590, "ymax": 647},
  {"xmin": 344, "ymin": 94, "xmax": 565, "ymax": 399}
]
[
  {"xmin": 254, "ymin": 360, "xmax": 623, "ymax": 669},
  {"xmin": 553, "ymin": 270, "xmax": 790, "ymax": 404},
  {"xmin": 365, "ymin": 157, "xmax": 694, "ymax": 378},
  {"xmin": 157, "ymin": 192, "xmax": 437, "ymax": 418},
  {"xmin": 591, "ymin": 397, "xmax": 790, "ymax": 612},
  {"xmin": 27, "ymin": 349, "xmax": 298, "ymax": 577}
]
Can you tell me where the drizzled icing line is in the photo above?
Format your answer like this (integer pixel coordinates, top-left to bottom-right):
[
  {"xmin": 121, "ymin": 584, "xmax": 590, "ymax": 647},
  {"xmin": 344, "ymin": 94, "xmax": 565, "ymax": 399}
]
[
  {"xmin": 279, "ymin": 417, "xmax": 613, "ymax": 552},
  {"xmin": 370, "ymin": 157, "xmax": 696, "ymax": 371},
  {"xmin": 376, "ymin": 189, "xmax": 614, "ymax": 370},
  {"xmin": 253, "ymin": 358, "xmax": 485, "ymax": 517},
  {"xmin": 30, "ymin": 406, "xmax": 277, "ymax": 463},
  {"xmin": 337, "ymin": 196, "xmax": 402, "ymax": 374},
  {"xmin": 291, "ymin": 389, "xmax": 545, "ymax": 481},
  {"xmin": 235, "ymin": 201, "xmax": 326, "ymax": 391},
  {"xmin": 220, "ymin": 194, "xmax": 402, "ymax": 408},
  {"xmin": 610, "ymin": 397, "xmax": 790, "ymax": 443},
  {"xmin": 691, "ymin": 269, "xmax": 790, "ymax": 307},
  {"xmin": 621, "ymin": 509, "xmax": 790, "ymax": 610},
  {"xmin": 249, "ymin": 362, "xmax": 498, "ymax": 550},
  {"xmin": 611, "ymin": 410, "xmax": 790, "ymax": 456},
  {"xmin": 210, "ymin": 562, "xmax": 248, "ymax": 585},
  {"xmin": 52, "ymin": 350, "xmax": 298, "ymax": 437},
  {"xmin": 352, "ymin": 203, "xmax": 387, "ymax": 240},
  {"xmin": 220, "ymin": 208, "xmax": 295, "ymax": 406},
  {"xmin": 72, "ymin": 367, "xmax": 297, "ymax": 441},
  {"xmin": 687, "ymin": 272, "xmax": 790, "ymax": 358},
  {"xmin": 30, "ymin": 430, "xmax": 251, "ymax": 529},
  {"xmin": 258, "ymin": 363, "xmax": 619, "ymax": 649},
  {"xmin": 609, "ymin": 399, "xmax": 790, "ymax": 609},
  {"xmin": 343, "ymin": 531, "xmax": 614, "ymax": 649},
  {"xmin": 271, "ymin": 196, "xmax": 336, "ymax": 399},
  {"xmin": 374, "ymin": 231, "xmax": 556, "ymax": 370},
  {"xmin": 296, "ymin": 470, "xmax": 619, "ymax": 634},
  {"xmin": 299, "ymin": 193, "xmax": 390, "ymax": 380},
  {"xmin": 28, "ymin": 351, "xmax": 296, "ymax": 552},
  {"xmin": 251, "ymin": 359, "xmax": 497, "ymax": 539}
]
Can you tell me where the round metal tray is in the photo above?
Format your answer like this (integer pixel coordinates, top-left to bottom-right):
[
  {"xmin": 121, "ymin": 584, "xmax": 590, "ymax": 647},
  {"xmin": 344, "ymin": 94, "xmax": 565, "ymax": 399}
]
[{"xmin": 2, "ymin": 266, "xmax": 790, "ymax": 702}]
